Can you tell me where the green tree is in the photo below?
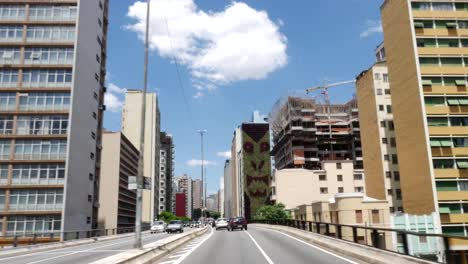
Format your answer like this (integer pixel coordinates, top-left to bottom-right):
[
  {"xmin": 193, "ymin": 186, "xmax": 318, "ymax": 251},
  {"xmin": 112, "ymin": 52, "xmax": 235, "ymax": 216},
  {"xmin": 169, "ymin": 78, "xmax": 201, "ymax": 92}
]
[
  {"xmin": 209, "ymin": 211, "xmax": 221, "ymax": 219},
  {"xmin": 158, "ymin": 211, "xmax": 177, "ymax": 223},
  {"xmin": 193, "ymin": 208, "xmax": 202, "ymax": 220},
  {"xmin": 254, "ymin": 203, "xmax": 289, "ymax": 221}
]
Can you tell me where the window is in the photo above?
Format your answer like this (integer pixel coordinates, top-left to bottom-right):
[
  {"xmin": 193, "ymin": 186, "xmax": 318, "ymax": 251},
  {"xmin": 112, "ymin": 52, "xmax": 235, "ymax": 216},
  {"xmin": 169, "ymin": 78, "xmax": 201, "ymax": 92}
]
[
  {"xmin": 89, "ymin": 173, "xmax": 94, "ymax": 180},
  {"xmin": 94, "ymin": 92, "xmax": 98, "ymax": 100},
  {"xmin": 0, "ymin": 5, "xmax": 25, "ymax": 21},
  {"xmin": 377, "ymin": 89, "xmax": 383, "ymax": 95},
  {"xmin": 454, "ymin": 138, "xmax": 468, "ymax": 148},
  {"xmin": 383, "ymin": 74, "xmax": 389, "ymax": 83},
  {"xmin": 86, "ymin": 217, "xmax": 91, "ymax": 224},
  {"xmin": 433, "ymin": 159, "xmax": 454, "ymax": 169},
  {"xmin": 96, "ymin": 54, "xmax": 100, "ymax": 63},
  {"xmin": 14, "ymin": 139, "xmax": 67, "ymax": 160},
  {"xmin": 379, "ymin": 105, "xmax": 384, "ymax": 111},
  {"xmin": 338, "ymin": 187, "xmax": 344, "ymax": 193},
  {"xmin": 336, "ymin": 163, "xmax": 342, "ymax": 169},
  {"xmin": 392, "ymin": 154, "xmax": 398, "ymax": 164},
  {"xmin": 0, "ymin": 70, "xmax": 19, "ymax": 87},
  {"xmin": 19, "ymin": 92, "xmax": 70, "ymax": 112},
  {"xmin": 385, "ymin": 89, "xmax": 391, "ymax": 95},
  {"xmin": 29, "ymin": 5, "xmax": 77, "ymax": 21},
  {"xmin": 390, "ymin": 138, "xmax": 396, "ymax": 147},
  {"xmin": 396, "ymin": 189, "xmax": 402, "ymax": 200},
  {"xmin": 386, "ymin": 171, "xmax": 391, "ymax": 178},
  {"xmin": 412, "ymin": 2, "xmax": 431, "ymax": 10},
  {"xmin": 92, "ymin": 112, "xmax": 97, "ymax": 119},
  {"xmin": 98, "ymin": 18, "xmax": 102, "ymax": 28},
  {"xmin": 433, "ymin": 3, "xmax": 453, "ymax": 11},
  {"xmin": 319, "ymin": 174, "xmax": 326, "ymax": 181},
  {"xmin": 380, "ymin": 121, "xmax": 386, "ymax": 128},
  {"xmin": 88, "ymin": 195, "xmax": 92, "ymax": 202},
  {"xmin": 382, "ymin": 137, "xmax": 388, "ymax": 144},
  {"xmin": 390, "ymin": 207, "xmax": 395, "ymax": 213},
  {"xmin": 97, "ymin": 36, "xmax": 102, "ymax": 46},
  {"xmin": 0, "ymin": 140, "xmax": 11, "ymax": 160},
  {"xmin": 0, "ymin": 93, "xmax": 16, "ymax": 111},
  {"xmin": 0, "ymin": 116, "xmax": 13, "ymax": 135},
  {"xmin": 374, "ymin": 73, "xmax": 380, "ymax": 80},
  {"xmin": 371, "ymin": 210, "xmax": 380, "ymax": 223},
  {"xmin": 0, "ymin": 164, "xmax": 8, "ymax": 184},
  {"xmin": 394, "ymin": 171, "xmax": 400, "ymax": 181},
  {"xmin": 0, "ymin": 47, "xmax": 21, "ymax": 64},
  {"xmin": 451, "ymin": 117, "xmax": 468, "ymax": 126},
  {"xmin": 320, "ymin": 187, "xmax": 328, "ymax": 194},
  {"xmin": 11, "ymin": 164, "xmax": 65, "ymax": 185},
  {"xmin": 99, "ymin": 1, "xmax": 103, "ymax": 10},
  {"xmin": 337, "ymin": 174, "xmax": 343, "ymax": 181},
  {"xmin": 354, "ymin": 174, "xmax": 363, "ymax": 180},
  {"xmin": 384, "ymin": 154, "xmax": 390, "ymax": 161},
  {"xmin": 419, "ymin": 57, "xmax": 439, "ymax": 66},
  {"xmin": 355, "ymin": 186, "xmax": 364, "ymax": 193},
  {"xmin": 91, "ymin": 132, "xmax": 96, "ymax": 139},
  {"xmin": 22, "ymin": 69, "xmax": 73, "ymax": 88},
  {"xmin": 355, "ymin": 210, "xmax": 363, "ymax": 223},
  {"xmin": 24, "ymin": 47, "xmax": 74, "ymax": 65},
  {"xmin": 90, "ymin": 152, "xmax": 95, "ymax": 160},
  {"xmin": 6, "ymin": 216, "xmax": 61, "ymax": 236},
  {"xmin": 386, "ymin": 105, "xmax": 392, "ymax": 114},
  {"xmin": 428, "ymin": 117, "xmax": 448, "ymax": 127},
  {"xmin": 0, "ymin": 26, "xmax": 23, "ymax": 42},
  {"xmin": 9, "ymin": 189, "xmax": 63, "ymax": 211},
  {"xmin": 387, "ymin": 189, "xmax": 393, "ymax": 196},
  {"xmin": 438, "ymin": 39, "xmax": 459, "ymax": 48},
  {"xmin": 441, "ymin": 57, "xmax": 463, "ymax": 66},
  {"xmin": 26, "ymin": 26, "xmax": 75, "ymax": 42},
  {"xmin": 16, "ymin": 116, "xmax": 68, "ymax": 135}
]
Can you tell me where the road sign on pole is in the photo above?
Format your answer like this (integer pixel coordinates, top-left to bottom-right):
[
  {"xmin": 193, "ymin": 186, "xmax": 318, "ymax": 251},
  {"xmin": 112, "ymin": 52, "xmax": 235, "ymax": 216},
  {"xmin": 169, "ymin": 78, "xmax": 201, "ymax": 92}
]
[{"xmin": 128, "ymin": 176, "xmax": 137, "ymax": 190}]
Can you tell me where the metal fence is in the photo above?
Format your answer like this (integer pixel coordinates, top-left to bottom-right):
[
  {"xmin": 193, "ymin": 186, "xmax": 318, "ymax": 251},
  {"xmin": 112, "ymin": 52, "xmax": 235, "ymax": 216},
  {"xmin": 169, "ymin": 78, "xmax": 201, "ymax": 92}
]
[
  {"xmin": 0, "ymin": 224, "xmax": 150, "ymax": 248},
  {"xmin": 253, "ymin": 219, "xmax": 468, "ymax": 264}
]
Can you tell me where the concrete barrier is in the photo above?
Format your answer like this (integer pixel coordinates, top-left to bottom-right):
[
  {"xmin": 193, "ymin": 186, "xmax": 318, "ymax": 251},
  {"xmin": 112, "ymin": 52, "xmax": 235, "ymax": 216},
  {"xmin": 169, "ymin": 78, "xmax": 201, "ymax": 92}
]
[
  {"xmin": 0, "ymin": 231, "xmax": 148, "ymax": 258},
  {"xmin": 254, "ymin": 224, "xmax": 435, "ymax": 264},
  {"xmin": 90, "ymin": 227, "xmax": 209, "ymax": 264}
]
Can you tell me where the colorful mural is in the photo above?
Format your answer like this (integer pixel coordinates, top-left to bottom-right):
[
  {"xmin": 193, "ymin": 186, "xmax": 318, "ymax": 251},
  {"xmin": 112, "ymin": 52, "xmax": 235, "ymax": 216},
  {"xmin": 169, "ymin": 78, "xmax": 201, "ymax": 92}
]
[{"xmin": 241, "ymin": 123, "xmax": 271, "ymax": 221}]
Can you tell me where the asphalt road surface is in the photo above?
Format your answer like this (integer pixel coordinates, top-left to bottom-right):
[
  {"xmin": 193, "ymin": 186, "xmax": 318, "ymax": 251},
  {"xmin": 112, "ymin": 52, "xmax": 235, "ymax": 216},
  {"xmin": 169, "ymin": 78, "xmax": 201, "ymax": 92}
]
[
  {"xmin": 0, "ymin": 230, "xmax": 177, "ymax": 264},
  {"xmin": 156, "ymin": 225, "xmax": 361, "ymax": 264}
]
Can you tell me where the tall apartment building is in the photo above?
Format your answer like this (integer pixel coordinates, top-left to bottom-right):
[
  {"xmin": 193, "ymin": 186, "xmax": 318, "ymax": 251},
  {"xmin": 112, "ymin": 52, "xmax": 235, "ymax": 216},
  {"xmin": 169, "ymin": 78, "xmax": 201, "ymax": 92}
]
[
  {"xmin": 270, "ymin": 97, "xmax": 362, "ymax": 171},
  {"xmin": 174, "ymin": 174, "xmax": 192, "ymax": 218},
  {"xmin": 0, "ymin": 0, "xmax": 108, "ymax": 240},
  {"xmin": 356, "ymin": 44, "xmax": 403, "ymax": 213},
  {"xmin": 122, "ymin": 91, "xmax": 160, "ymax": 223},
  {"xmin": 192, "ymin": 178, "xmax": 202, "ymax": 210},
  {"xmin": 159, "ymin": 132, "xmax": 173, "ymax": 214},
  {"xmin": 98, "ymin": 132, "xmax": 138, "ymax": 230},
  {"xmin": 381, "ymin": 0, "xmax": 468, "ymax": 250}
]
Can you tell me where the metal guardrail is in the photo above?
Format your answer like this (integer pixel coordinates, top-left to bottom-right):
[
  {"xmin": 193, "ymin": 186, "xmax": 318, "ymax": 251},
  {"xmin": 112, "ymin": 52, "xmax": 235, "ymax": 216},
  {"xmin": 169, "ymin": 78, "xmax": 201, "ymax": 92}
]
[
  {"xmin": 254, "ymin": 219, "xmax": 468, "ymax": 264},
  {"xmin": 0, "ymin": 224, "xmax": 151, "ymax": 248}
]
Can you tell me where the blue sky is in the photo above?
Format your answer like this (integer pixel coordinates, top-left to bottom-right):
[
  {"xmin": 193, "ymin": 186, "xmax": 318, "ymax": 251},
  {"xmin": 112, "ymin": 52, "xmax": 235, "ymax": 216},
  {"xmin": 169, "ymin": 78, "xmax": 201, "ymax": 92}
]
[{"xmin": 103, "ymin": 0, "xmax": 384, "ymax": 194}]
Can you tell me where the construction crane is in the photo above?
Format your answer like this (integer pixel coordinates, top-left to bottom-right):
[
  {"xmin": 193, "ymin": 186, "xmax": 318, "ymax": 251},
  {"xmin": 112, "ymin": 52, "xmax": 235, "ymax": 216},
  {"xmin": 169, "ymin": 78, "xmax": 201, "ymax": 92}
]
[{"xmin": 305, "ymin": 79, "xmax": 356, "ymax": 160}]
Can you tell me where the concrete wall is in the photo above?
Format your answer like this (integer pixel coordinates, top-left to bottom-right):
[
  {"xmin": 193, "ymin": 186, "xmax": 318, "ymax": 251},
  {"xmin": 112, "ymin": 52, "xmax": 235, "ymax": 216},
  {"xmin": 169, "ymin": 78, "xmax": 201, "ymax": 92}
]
[
  {"xmin": 122, "ymin": 91, "xmax": 160, "ymax": 222},
  {"xmin": 274, "ymin": 161, "xmax": 365, "ymax": 210},
  {"xmin": 62, "ymin": 0, "xmax": 107, "ymax": 232}
]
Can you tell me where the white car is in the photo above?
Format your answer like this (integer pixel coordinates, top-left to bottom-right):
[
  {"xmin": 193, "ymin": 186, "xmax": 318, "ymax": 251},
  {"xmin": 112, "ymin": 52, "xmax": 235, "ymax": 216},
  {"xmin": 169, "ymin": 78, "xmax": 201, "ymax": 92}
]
[
  {"xmin": 166, "ymin": 220, "xmax": 184, "ymax": 233},
  {"xmin": 150, "ymin": 221, "xmax": 166, "ymax": 233},
  {"xmin": 215, "ymin": 218, "xmax": 228, "ymax": 230}
]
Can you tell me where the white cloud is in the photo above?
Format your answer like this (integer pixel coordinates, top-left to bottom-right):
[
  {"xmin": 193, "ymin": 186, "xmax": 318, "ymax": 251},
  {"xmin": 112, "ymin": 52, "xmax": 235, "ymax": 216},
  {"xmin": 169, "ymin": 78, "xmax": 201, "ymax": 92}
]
[
  {"xmin": 217, "ymin": 151, "xmax": 231, "ymax": 159},
  {"xmin": 126, "ymin": 0, "xmax": 288, "ymax": 96},
  {"xmin": 359, "ymin": 19, "xmax": 382, "ymax": 38},
  {"xmin": 108, "ymin": 82, "xmax": 127, "ymax": 94},
  {"xmin": 104, "ymin": 83, "xmax": 127, "ymax": 112},
  {"xmin": 104, "ymin": 92, "xmax": 124, "ymax": 112},
  {"xmin": 186, "ymin": 159, "xmax": 217, "ymax": 167}
]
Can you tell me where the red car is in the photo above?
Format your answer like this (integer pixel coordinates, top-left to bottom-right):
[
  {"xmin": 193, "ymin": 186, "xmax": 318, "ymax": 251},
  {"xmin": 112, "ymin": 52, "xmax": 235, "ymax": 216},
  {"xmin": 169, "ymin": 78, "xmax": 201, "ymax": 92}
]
[{"xmin": 228, "ymin": 217, "xmax": 248, "ymax": 231}]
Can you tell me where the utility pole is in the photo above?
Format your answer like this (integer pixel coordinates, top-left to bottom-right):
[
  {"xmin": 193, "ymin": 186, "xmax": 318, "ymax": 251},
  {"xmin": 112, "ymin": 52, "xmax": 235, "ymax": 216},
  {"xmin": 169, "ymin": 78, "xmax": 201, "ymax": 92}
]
[
  {"xmin": 197, "ymin": 130, "xmax": 207, "ymax": 223},
  {"xmin": 134, "ymin": 0, "xmax": 151, "ymax": 249}
]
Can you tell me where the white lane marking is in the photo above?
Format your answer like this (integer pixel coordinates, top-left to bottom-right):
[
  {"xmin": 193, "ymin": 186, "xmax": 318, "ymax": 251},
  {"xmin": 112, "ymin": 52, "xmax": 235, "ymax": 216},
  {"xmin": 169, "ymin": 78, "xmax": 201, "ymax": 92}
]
[
  {"xmin": 168, "ymin": 254, "xmax": 185, "ymax": 259},
  {"xmin": 245, "ymin": 231, "xmax": 274, "ymax": 264},
  {"xmin": 267, "ymin": 228, "xmax": 359, "ymax": 264},
  {"xmin": 0, "ymin": 231, "xmax": 155, "ymax": 261},
  {"xmin": 170, "ymin": 227, "xmax": 214, "ymax": 264},
  {"xmin": 22, "ymin": 232, "xmax": 169, "ymax": 264},
  {"xmin": 158, "ymin": 261, "xmax": 174, "ymax": 264}
]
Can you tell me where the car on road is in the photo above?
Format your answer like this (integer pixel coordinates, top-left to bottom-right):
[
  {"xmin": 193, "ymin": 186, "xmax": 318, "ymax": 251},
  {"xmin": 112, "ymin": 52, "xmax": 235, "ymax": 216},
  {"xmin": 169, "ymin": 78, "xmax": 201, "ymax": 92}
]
[
  {"xmin": 150, "ymin": 220, "xmax": 166, "ymax": 233},
  {"xmin": 228, "ymin": 217, "xmax": 248, "ymax": 231},
  {"xmin": 190, "ymin": 221, "xmax": 200, "ymax": 228},
  {"xmin": 166, "ymin": 220, "xmax": 184, "ymax": 233},
  {"xmin": 215, "ymin": 218, "xmax": 228, "ymax": 230}
]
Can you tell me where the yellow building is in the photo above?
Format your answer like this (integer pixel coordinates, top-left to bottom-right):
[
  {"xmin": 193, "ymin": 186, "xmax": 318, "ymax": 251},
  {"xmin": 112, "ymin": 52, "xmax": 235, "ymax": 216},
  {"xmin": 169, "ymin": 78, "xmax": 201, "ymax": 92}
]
[{"xmin": 381, "ymin": 0, "xmax": 468, "ymax": 251}]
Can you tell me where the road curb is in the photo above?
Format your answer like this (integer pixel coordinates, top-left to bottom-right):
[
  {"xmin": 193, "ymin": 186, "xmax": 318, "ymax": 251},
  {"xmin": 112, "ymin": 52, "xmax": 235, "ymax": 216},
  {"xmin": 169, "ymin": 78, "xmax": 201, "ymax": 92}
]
[
  {"xmin": 254, "ymin": 224, "xmax": 434, "ymax": 264},
  {"xmin": 0, "ymin": 231, "xmax": 147, "ymax": 258},
  {"xmin": 90, "ymin": 227, "xmax": 209, "ymax": 264}
]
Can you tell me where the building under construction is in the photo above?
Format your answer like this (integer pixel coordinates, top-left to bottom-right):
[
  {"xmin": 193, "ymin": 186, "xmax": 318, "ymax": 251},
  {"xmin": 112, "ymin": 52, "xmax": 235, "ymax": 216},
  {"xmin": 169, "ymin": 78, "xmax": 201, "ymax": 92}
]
[{"xmin": 270, "ymin": 96, "xmax": 362, "ymax": 170}]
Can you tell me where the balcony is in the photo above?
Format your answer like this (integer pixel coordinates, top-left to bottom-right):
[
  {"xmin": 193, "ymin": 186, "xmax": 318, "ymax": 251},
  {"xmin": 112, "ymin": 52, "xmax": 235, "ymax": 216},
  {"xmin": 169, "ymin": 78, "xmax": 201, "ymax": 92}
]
[
  {"xmin": 438, "ymin": 191, "xmax": 468, "ymax": 201},
  {"xmin": 415, "ymin": 28, "xmax": 459, "ymax": 37},
  {"xmin": 413, "ymin": 10, "xmax": 468, "ymax": 19},
  {"xmin": 426, "ymin": 105, "xmax": 468, "ymax": 115},
  {"xmin": 429, "ymin": 126, "xmax": 468, "ymax": 136},
  {"xmin": 432, "ymin": 147, "xmax": 468, "ymax": 157},
  {"xmin": 440, "ymin": 213, "xmax": 468, "ymax": 224},
  {"xmin": 423, "ymin": 85, "xmax": 468, "ymax": 95},
  {"xmin": 434, "ymin": 168, "xmax": 468, "ymax": 178},
  {"xmin": 420, "ymin": 66, "xmax": 468, "ymax": 75},
  {"xmin": 418, "ymin": 47, "xmax": 468, "ymax": 56}
]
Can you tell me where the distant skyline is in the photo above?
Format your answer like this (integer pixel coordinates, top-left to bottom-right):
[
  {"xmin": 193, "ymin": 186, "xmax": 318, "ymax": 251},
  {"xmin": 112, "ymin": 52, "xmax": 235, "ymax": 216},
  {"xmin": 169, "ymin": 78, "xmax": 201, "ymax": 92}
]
[{"xmin": 103, "ymin": 0, "xmax": 384, "ymax": 194}]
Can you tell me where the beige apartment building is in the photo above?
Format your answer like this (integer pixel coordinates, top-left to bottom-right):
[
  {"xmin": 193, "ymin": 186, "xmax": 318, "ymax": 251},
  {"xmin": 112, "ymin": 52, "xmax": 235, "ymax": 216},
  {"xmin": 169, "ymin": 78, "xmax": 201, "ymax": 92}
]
[
  {"xmin": 192, "ymin": 179, "xmax": 202, "ymax": 210},
  {"xmin": 356, "ymin": 46, "xmax": 403, "ymax": 213},
  {"xmin": 381, "ymin": 0, "xmax": 468, "ymax": 252},
  {"xmin": 272, "ymin": 160, "xmax": 365, "ymax": 210},
  {"xmin": 0, "ymin": 0, "xmax": 108, "ymax": 242},
  {"xmin": 122, "ymin": 91, "xmax": 160, "ymax": 223},
  {"xmin": 98, "ymin": 132, "xmax": 138, "ymax": 230}
]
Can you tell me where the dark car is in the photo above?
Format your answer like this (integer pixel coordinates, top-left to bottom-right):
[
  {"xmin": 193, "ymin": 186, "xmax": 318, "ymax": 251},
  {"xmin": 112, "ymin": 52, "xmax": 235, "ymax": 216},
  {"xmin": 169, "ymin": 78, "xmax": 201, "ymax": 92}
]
[{"xmin": 227, "ymin": 217, "xmax": 247, "ymax": 231}]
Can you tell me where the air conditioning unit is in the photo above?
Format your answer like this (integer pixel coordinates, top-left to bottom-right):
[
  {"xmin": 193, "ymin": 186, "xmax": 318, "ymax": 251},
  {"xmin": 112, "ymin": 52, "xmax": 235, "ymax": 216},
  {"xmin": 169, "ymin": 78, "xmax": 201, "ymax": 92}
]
[
  {"xmin": 99, "ymin": 105, "xmax": 106, "ymax": 111},
  {"xmin": 31, "ymin": 52, "xmax": 42, "ymax": 60}
]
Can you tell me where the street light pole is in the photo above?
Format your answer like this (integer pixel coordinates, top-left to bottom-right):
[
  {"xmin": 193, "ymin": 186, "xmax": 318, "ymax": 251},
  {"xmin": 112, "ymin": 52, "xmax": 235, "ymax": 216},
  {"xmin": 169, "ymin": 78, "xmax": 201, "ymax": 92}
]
[
  {"xmin": 197, "ymin": 130, "xmax": 207, "ymax": 224},
  {"xmin": 134, "ymin": 0, "xmax": 151, "ymax": 249}
]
